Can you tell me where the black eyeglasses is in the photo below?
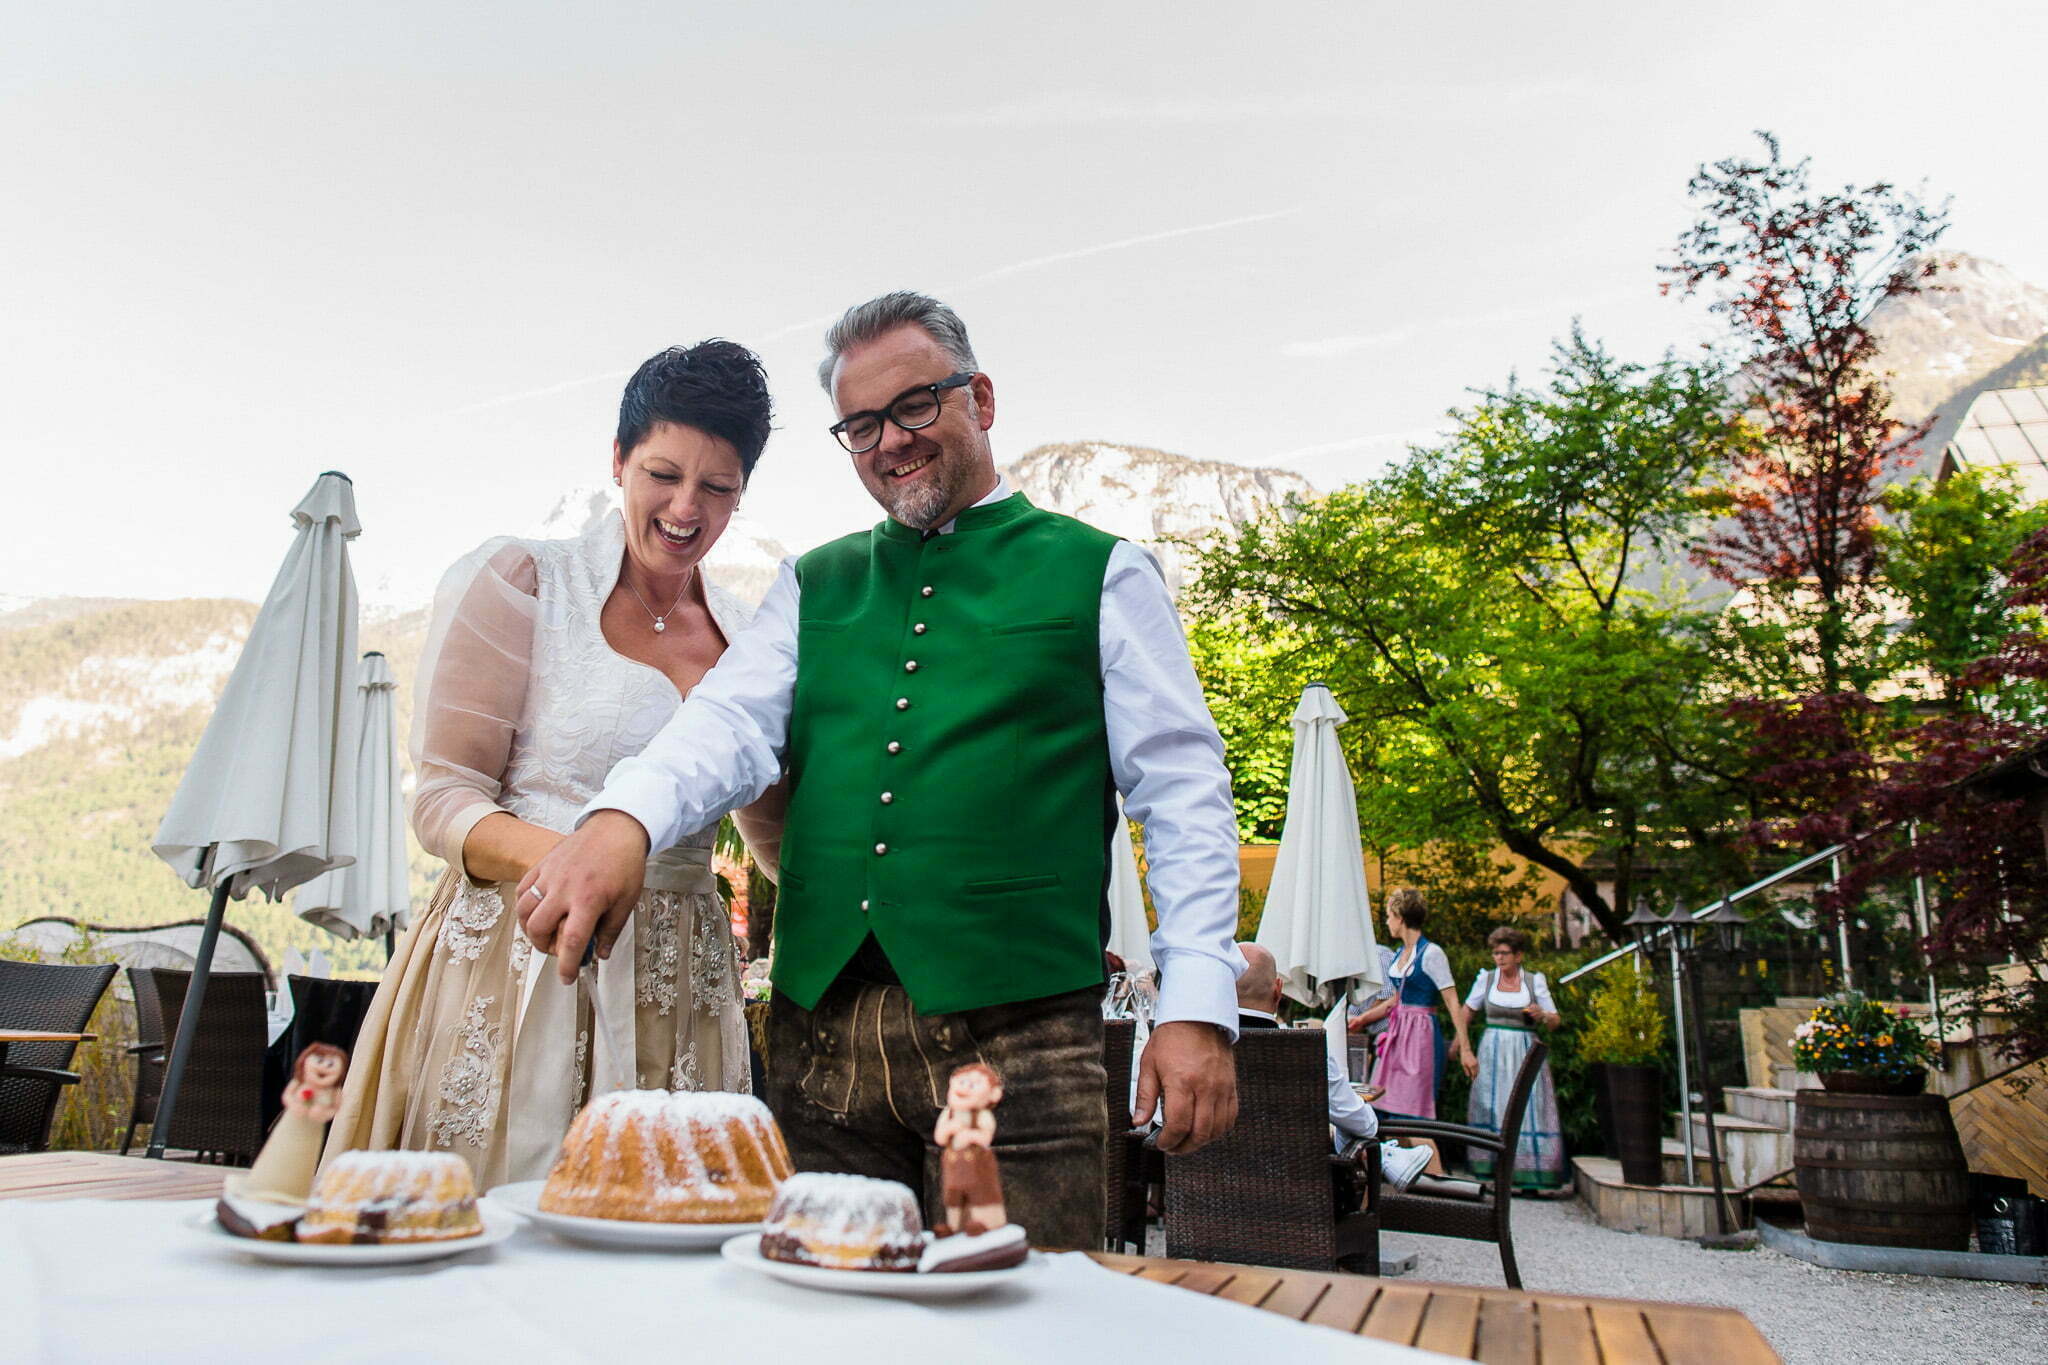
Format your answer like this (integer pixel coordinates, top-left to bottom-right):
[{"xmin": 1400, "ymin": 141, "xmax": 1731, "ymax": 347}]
[{"xmin": 828, "ymin": 372, "xmax": 975, "ymax": 454}]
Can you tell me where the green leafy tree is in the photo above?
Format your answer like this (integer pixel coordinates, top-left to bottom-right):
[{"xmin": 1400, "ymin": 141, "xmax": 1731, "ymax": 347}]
[
  {"xmin": 1189, "ymin": 332, "xmax": 1753, "ymax": 942},
  {"xmin": 1877, "ymin": 469, "xmax": 2048, "ymax": 707}
]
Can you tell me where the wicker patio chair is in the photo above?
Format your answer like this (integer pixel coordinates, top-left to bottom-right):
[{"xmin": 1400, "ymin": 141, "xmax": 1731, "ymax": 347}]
[
  {"xmin": 149, "ymin": 969, "xmax": 269, "ymax": 1165},
  {"xmin": 1159, "ymin": 1027, "xmax": 1379, "ymax": 1272},
  {"xmin": 1101, "ymin": 1018, "xmax": 1139, "ymax": 1250},
  {"xmin": 0, "ymin": 958, "xmax": 118, "ymax": 1154},
  {"xmin": 283, "ymin": 974, "xmax": 378, "ymax": 1056},
  {"xmin": 120, "ymin": 966, "xmax": 168, "ymax": 1155},
  {"xmin": 1374, "ymin": 1038, "xmax": 1548, "ymax": 1289}
]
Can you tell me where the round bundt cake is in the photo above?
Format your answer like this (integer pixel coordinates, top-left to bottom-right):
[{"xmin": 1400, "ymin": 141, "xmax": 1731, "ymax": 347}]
[
  {"xmin": 540, "ymin": 1090, "xmax": 794, "ymax": 1223},
  {"xmin": 759, "ymin": 1171, "xmax": 926, "ymax": 1272},
  {"xmin": 297, "ymin": 1150, "xmax": 482, "ymax": 1244}
]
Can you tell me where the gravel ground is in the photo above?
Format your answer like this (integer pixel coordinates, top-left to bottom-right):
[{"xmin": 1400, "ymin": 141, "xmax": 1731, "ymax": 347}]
[{"xmin": 1147, "ymin": 1198, "xmax": 2045, "ymax": 1362}]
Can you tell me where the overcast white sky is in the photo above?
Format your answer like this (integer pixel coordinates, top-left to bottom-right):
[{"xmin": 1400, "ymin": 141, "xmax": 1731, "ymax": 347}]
[{"xmin": 6, "ymin": 2, "xmax": 2046, "ymax": 605}]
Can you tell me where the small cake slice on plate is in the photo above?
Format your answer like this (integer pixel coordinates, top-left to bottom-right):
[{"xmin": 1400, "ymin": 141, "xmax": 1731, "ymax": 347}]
[{"xmin": 759, "ymin": 1172, "xmax": 926, "ymax": 1272}]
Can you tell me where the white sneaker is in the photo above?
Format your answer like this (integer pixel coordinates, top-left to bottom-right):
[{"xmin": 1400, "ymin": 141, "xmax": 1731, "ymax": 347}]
[{"xmin": 1381, "ymin": 1141, "xmax": 1431, "ymax": 1191}]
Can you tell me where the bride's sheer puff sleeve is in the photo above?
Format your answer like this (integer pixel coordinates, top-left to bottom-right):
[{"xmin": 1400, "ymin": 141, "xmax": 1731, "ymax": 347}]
[{"xmin": 410, "ymin": 538, "xmax": 540, "ymax": 882}]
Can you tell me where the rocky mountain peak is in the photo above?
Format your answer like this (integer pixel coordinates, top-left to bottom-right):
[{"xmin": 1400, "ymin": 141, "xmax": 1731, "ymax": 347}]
[
  {"xmin": 1002, "ymin": 441, "xmax": 1312, "ymax": 593},
  {"xmin": 1869, "ymin": 251, "xmax": 2048, "ymax": 424}
]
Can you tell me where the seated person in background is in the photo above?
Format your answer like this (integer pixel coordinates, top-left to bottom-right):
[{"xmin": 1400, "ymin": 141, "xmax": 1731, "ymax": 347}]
[{"xmin": 1235, "ymin": 944, "xmax": 1430, "ymax": 1190}]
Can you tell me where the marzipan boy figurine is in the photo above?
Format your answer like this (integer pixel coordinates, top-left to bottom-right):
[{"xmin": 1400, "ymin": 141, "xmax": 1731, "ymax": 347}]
[{"xmin": 933, "ymin": 1062, "xmax": 1007, "ymax": 1237}]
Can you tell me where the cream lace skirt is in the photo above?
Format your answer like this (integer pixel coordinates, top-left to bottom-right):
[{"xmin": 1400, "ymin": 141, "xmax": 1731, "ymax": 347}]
[{"xmin": 322, "ymin": 864, "xmax": 747, "ymax": 1188}]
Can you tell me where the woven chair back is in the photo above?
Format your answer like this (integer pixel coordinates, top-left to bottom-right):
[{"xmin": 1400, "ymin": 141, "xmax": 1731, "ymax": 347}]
[
  {"xmin": 1101, "ymin": 1018, "xmax": 1136, "ymax": 1246},
  {"xmin": 150, "ymin": 969, "xmax": 269, "ymax": 1163},
  {"xmin": 284, "ymin": 974, "xmax": 378, "ymax": 1056},
  {"xmin": 1163, "ymin": 1027, "xmax": 1336, "ymax": 1270},
  {"xmin": 0, "ymin": 958, "xmax": 118, "ymax": 1152},
  {"xmin": 125, "ymin": 966, "xmax": 168, "ymax": 1123}
]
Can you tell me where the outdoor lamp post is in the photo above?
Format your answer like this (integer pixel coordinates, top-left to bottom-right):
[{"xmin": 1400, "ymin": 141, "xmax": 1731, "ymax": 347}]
[
  {"xmin": 1695, "ymin": 900, "xmax": 1748, "ymax": 952},
  {"xmin": 1671, "ymin": 897, "xmax": 1738, "ymax": 1236}
]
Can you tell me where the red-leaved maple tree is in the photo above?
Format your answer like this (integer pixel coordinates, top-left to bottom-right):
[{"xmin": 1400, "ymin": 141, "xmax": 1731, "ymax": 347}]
[
  {"xmin": 1755, "ymin": 528, "xmax": 2048, "ymax": 1062},
  {"xmin": 1664, "ymin": 132, "xmax": 1949, "ymax": 695}
]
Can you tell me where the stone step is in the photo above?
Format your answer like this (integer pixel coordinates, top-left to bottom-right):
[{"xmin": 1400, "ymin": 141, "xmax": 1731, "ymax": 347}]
[
  {"xmin": 1724, "ymin": 1085, "xmax": 1795, "ymax": 1129},
  {"xmin": 1659, "ymin": 1136, "xmax": 1724, "ymax": 1187},
  {"xmin": 1772, "ymin": 1064, "xmax": 1822, "ymax": 1092},
  {"xmin": 1571, "ymin": 1156, "xmax": 1752, "ymax": 1238},
  {"xmin": 1678, "ymin": 1111, "xmax": 1794, "ymax": 1191}
]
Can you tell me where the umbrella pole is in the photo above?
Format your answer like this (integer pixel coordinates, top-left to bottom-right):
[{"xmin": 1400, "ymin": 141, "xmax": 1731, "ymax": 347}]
[{"xmin": 146, "ymin": 874, "xmax": 231, "ymax": 1159}]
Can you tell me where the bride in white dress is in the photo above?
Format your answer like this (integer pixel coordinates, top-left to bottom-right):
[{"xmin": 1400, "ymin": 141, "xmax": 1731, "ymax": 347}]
[{"xmin": 325, "ymin": 341, "xmax": 784, "ymax": 1186}]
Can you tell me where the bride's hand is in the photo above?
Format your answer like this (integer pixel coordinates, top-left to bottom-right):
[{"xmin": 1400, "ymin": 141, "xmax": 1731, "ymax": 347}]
[{"xmin": 518, "ymin": 811, "xmax": 650, "ymax": 985}]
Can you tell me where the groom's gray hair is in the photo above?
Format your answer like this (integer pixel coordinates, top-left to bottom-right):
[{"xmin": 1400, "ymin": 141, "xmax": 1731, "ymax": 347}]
[{"xmin": 818, "ymin": 291, "xmax": 979, "ymax": 393}]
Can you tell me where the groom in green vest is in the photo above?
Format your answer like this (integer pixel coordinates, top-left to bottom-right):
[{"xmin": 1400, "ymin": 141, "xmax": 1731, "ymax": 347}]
[{"xmin": 521, "ymin": 292, "xmax": 1245, "ymax": 1248}]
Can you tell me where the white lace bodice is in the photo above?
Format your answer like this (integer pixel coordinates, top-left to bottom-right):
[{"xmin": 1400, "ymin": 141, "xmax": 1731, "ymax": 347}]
[
  {"xmin": 504, "ymin": 520, "xmax": 747, "ymax": 843},
  {"xmin": 409, "ymin": 512, "xmax": 756, "ymax": 867}
]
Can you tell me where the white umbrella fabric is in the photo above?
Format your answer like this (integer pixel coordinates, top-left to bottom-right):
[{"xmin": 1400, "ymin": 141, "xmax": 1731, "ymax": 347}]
[
  {"xmin": 1105, "ymin": 802, "xmax": 1155, "ymax": 977},
  {"xmin": 294, "ymin": 651, "xmax": 409, "ymax": 942},
  {"xmin": 146, "ymin": 470, "xmax": 362, "ymax": 1156},
  {"xmin": 1254, "ymin": 683, "xmax": 1383, "ymax": 1007}
]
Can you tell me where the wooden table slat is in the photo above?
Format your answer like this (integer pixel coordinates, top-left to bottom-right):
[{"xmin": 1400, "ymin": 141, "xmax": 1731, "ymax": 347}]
[
  {"xmin": 1302, "ymin": 1274, "xmax": 1378, "ymax": 1333},
  {"xmin": 1212, "ymin": 1268, "xmax": 1284, "ymax": 1309},
  {"xmin": 1534, "ymin": 1302, "xmax": 1600, "ymax": 1364},
  {"xmin": 1646, "ymin": 1303, "xmax": 1776, "ymax": 1365},
  {"xmin": 1475, "ymin": 1297, "xmax": 1539, "ymax": 1365},
  {"xmin": 1172, "ymin": 1264, "xmax": 1236, "ymax": 1296},
  {"xmin": 1415, "ymin": 1288, "xmax": 1484, "ymax": 1358},
  {"xmin": 1253, "ymin": 1271, "xmax": 1329, "ymax": 1323},
  {"xmin": 1587, "ymin": 1304, "xmax": 1665, "ymax": 1365},
  {"xmin": 1360, "ymin": 1283, "xmax": 1430, "ymax": 1345}
]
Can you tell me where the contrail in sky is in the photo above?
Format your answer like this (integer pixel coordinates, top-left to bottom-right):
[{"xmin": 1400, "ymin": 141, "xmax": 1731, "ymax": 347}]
[
  {"xmin": 946, "ymin": 206, "xmax": 1302, "ymax": 288},
  {"xmin": 433, "ymin": 208, "xmax": 1301, "ymax": 417}
]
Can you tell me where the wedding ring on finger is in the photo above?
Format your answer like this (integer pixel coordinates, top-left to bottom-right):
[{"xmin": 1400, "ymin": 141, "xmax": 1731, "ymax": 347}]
[{"xmin": 523, "ymin": 885, "xmax": 547, "ymax": 902}]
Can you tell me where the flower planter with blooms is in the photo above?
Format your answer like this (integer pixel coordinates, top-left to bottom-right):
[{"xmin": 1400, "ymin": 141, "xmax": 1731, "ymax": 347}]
[{"xmin": 1791, "ymin": 994, "xmax": 1934, "ymax": 1095}]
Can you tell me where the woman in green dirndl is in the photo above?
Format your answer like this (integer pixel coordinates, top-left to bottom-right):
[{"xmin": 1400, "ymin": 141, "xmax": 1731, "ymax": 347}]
[{"xmin": 1464, "ymin": 926, "xmax": 1566, "ymax": 1189}]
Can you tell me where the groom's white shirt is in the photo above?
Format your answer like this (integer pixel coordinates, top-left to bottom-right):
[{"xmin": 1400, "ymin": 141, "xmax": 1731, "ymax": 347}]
[{"xmin": 583, "ymin": 479, "xmax": 1246, "ymax": 1038}]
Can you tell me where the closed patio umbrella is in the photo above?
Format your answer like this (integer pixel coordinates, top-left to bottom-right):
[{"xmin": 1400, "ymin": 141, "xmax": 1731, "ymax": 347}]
[
  {"xmin": 294, "ymin": 651, "xmax": 409, "ymax": 943},
  {"xmin": 147, "ymin": 471, "xmax": 362, "ymax": 1156},
  {"xmin": 1254, "ymin": 683, "xmax": 1383, "ymax": 1007}
]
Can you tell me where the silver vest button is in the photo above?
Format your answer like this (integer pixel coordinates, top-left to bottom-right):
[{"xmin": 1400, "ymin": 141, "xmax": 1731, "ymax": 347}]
[
  {"xmin": 896, "ymin": 697, "xmax": 910, "ymax": 710},
  {"xmin": 887, "ymin": 741, "xmax": 903, "ymax": 754},
  {"xmin": 860, "ymin": 899, "xmax": 869, "ymax": 912},
  {"xmin": 904, "ymin": 660, "xmax": 919, "ymax": 673},
  {"xmin": 873, "ymin": 842, "xmax": 889, "ymax": 856},
  {"xmin": 920, "ymin": 585, "xmax": 934, "ymax": 597},
  {"xmin": 913, "ymin": 623, "xmax": 927, "ymax": 634},
  {"xmin": 880, "ymin": 792, "xmax": 894, "ymax": 804}
]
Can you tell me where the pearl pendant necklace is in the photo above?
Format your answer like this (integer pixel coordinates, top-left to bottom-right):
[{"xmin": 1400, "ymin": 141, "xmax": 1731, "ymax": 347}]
[{"xmin": 624, "ymin": 571, "xmax": 691, "ymax": 635}]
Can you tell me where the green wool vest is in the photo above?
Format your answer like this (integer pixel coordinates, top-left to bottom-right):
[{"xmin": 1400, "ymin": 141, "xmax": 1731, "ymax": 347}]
[{"xmin": 774, "ymin": 494, "xmax": 1120, "ymax": 1015}]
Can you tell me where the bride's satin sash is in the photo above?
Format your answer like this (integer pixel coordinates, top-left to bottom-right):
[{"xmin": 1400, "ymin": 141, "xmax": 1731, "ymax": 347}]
[{"xmin": 502, "ymin": 844, "xmax": 717, "ymax": 1180}]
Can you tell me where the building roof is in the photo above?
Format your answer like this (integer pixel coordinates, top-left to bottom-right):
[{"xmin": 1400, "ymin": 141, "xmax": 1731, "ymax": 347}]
[{"xmin": 1941, "ymin": 385, "xmax": 2048, "ymax": 501}]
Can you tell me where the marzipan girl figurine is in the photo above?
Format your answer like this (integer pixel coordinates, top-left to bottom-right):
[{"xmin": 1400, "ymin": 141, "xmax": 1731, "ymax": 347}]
[{"xmin": 234, "ymin": 1044, "xmax": 348, "ymax": 1203}]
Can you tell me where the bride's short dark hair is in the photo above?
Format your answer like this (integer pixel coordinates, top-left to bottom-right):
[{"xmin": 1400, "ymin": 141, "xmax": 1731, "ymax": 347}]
[{"xmin": 617, "ymin": 339, "xmax": 774, "ymax": 479}]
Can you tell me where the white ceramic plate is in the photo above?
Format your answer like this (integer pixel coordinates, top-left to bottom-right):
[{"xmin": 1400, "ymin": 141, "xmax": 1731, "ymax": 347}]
[
  {"xmin": 488, "ymin": 1180, "xmax": 760, "ymax": 1249},
  {"xmin": 187, "ymin": 1196, "xmax": 522, "ymax": 1266},
  {"xmin": 719, "ymin": 1232, "xmax": 1044, "ymax": 1298}
]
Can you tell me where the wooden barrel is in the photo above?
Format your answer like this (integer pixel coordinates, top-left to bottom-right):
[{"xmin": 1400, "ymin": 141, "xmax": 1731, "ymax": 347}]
[{"xmin": 1793, "ymin": 1090, "xmax": 1971, "ymax": 1250}]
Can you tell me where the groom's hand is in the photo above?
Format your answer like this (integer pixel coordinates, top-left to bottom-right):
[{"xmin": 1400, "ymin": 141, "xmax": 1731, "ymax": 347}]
[
  {"xmin": 517, "ymin": 811, "xmax": 650, "ymax": 985},
  {"xmin": 1132, "ymin": 1020, "xmax": 1237, "ymax": 1155}
]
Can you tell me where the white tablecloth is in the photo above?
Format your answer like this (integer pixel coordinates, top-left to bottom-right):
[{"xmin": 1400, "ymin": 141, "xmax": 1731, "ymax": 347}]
[{"xmin": 0, "ymin": 1200, "xmax": 1452, "ymax": 1364}]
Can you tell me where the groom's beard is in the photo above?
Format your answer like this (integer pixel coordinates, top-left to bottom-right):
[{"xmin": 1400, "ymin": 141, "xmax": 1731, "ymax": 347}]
[{"xmin": 871, "ymin": 438, "xmax": 968, "ymax": 530}]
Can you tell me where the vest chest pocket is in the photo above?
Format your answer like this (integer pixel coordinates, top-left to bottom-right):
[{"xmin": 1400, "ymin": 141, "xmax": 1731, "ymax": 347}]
[
  {"xmin": 964, "ymin": 872, "xmax": 1062, "ymax": 896},
  {"xmin": 991, "ymin": 617, "xmax": 1075, "ymax": 635}
]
